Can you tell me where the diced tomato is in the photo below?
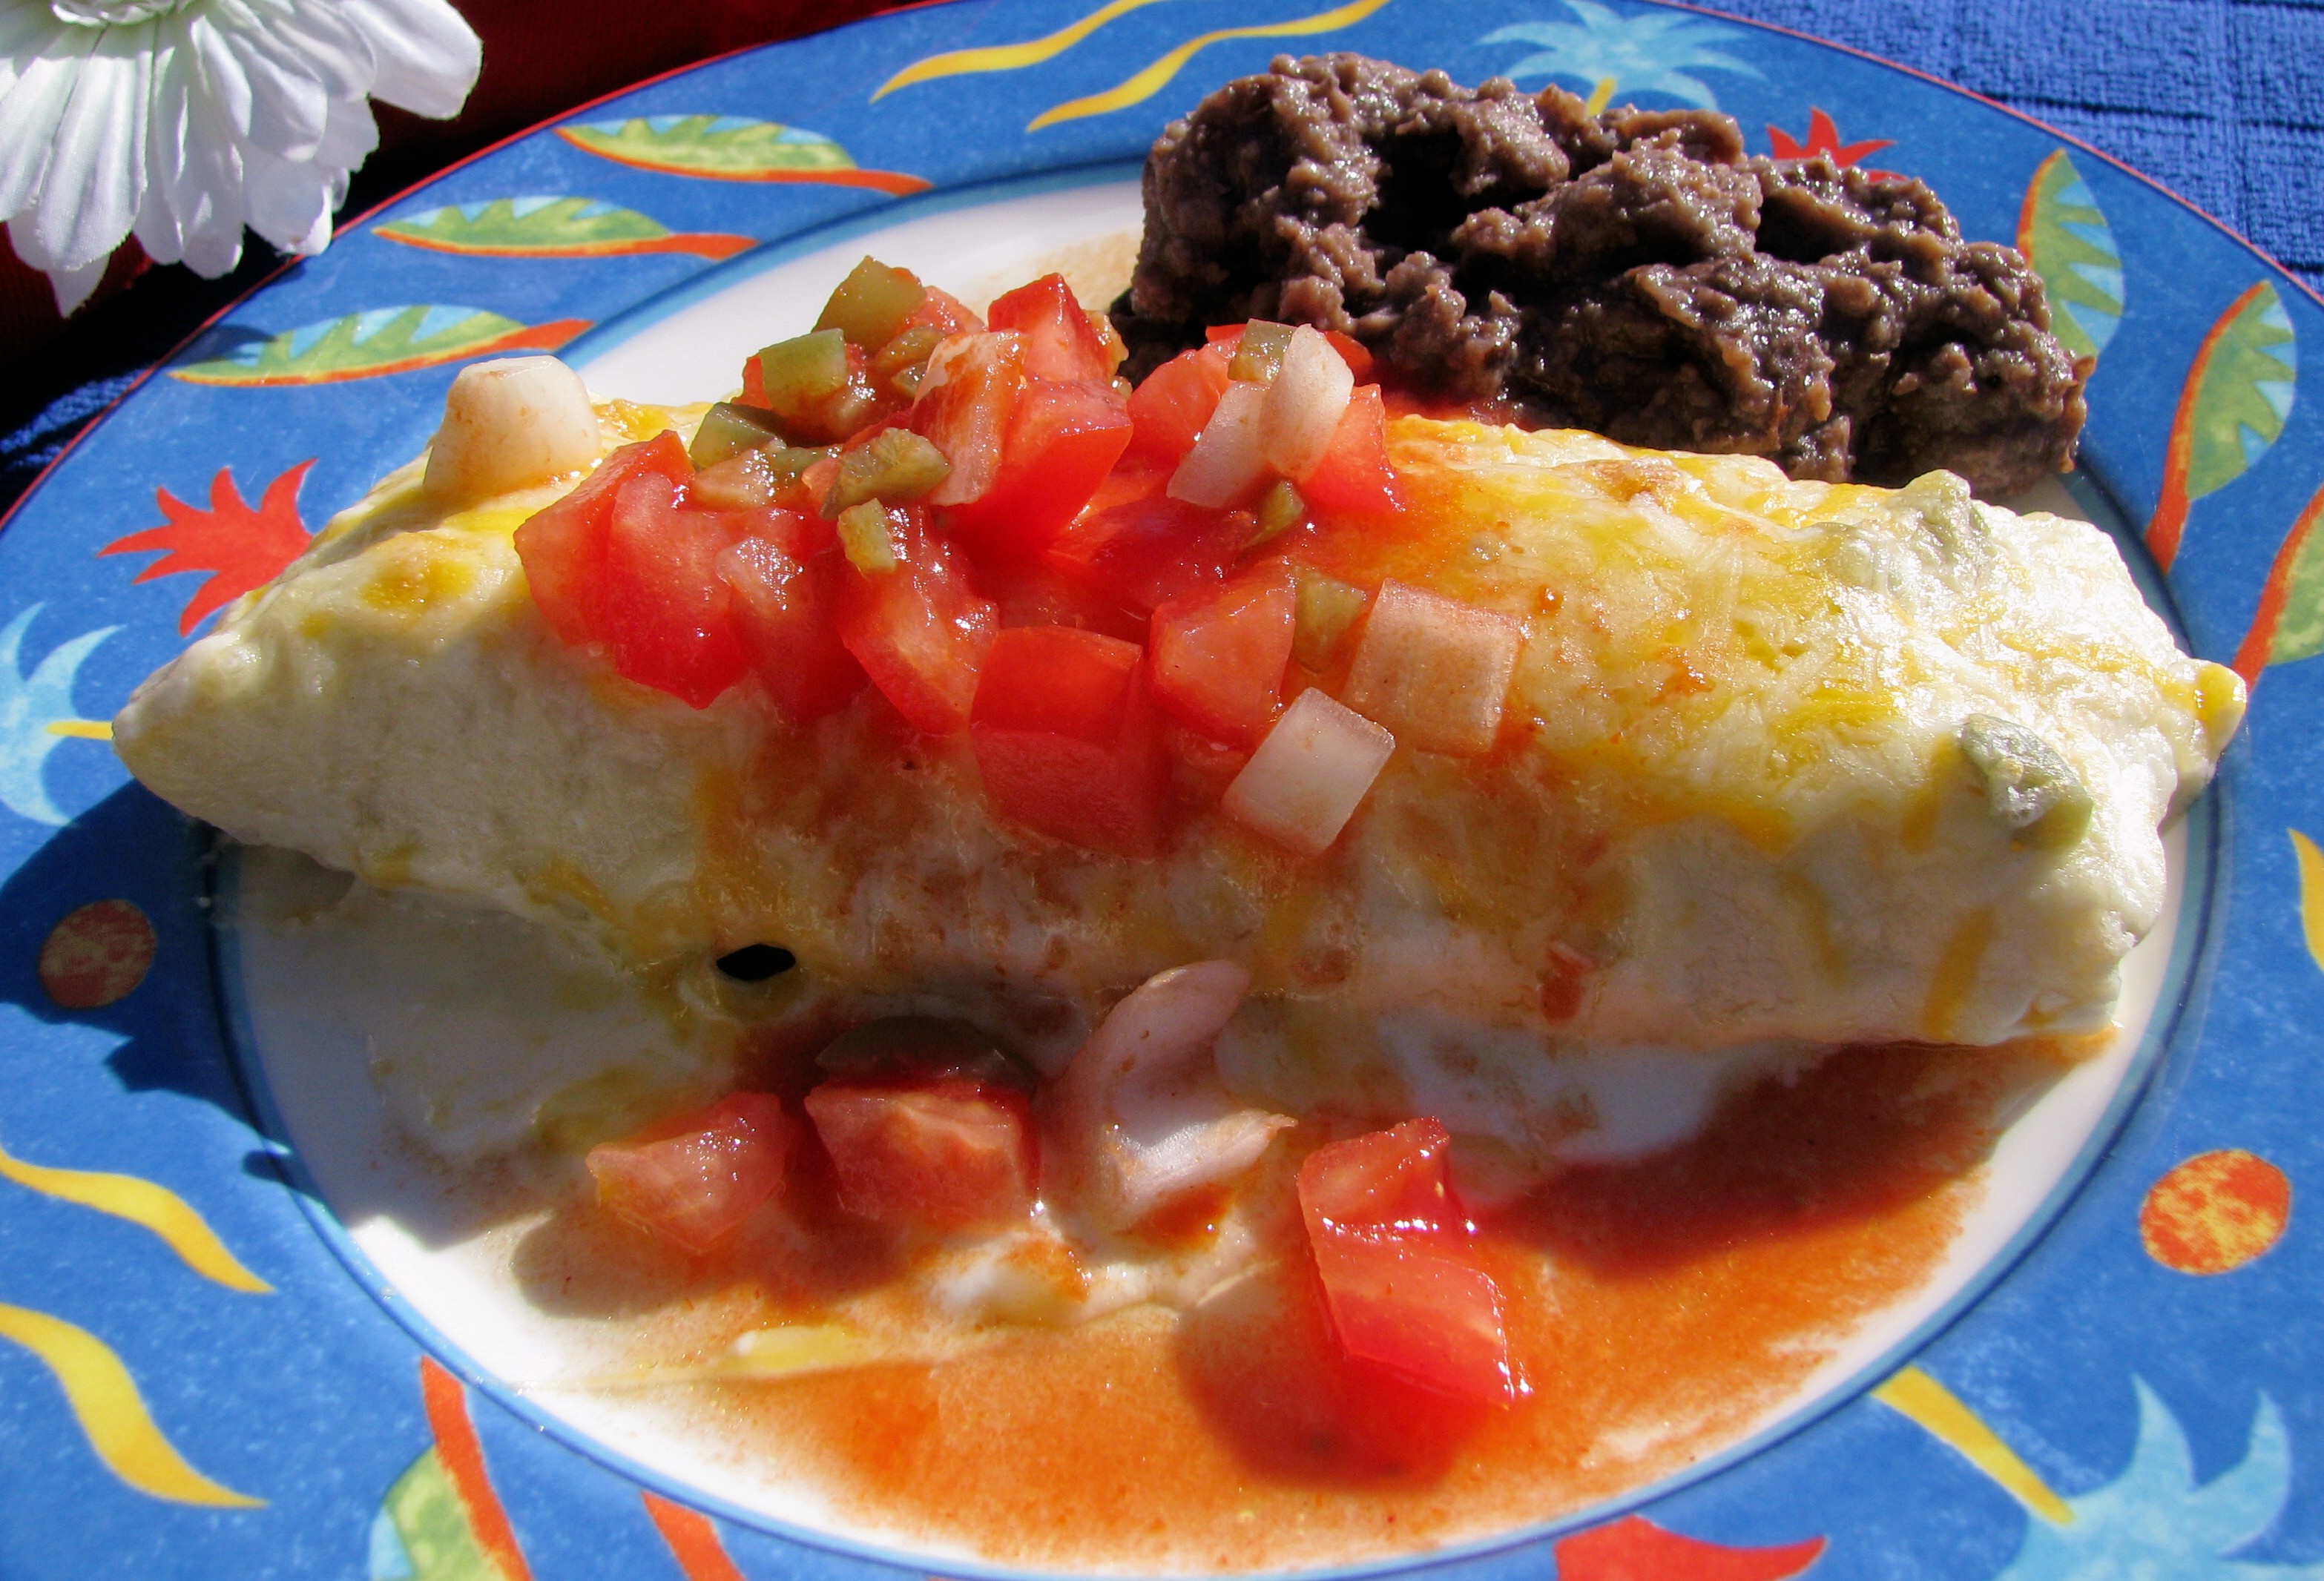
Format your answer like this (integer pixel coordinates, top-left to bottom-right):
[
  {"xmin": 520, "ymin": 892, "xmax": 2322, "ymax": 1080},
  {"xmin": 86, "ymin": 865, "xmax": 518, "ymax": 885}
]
[
  {"xmin": 970, "ymin": 625, "xmax": 1168, "ymax": 856},
  {"xmin": 1300, "ymin": 385, "xmax": 1400, "ymax": 518},
  {"xmin": 740, "ymin": 354, "xmax": 767, "ymax": 409},
  {"xmin": 719, "ymin": 538, "xmax": 867, "ymax": 724},
  {"xmin": 914, "ymin": 331, "xmax": 1025, "ymax": 509},
  {"xmin": 1050, "ymin": 493, "xmax": 1251, "ymax": 615},
  {"xmin": 832, "ymin": 510, "xmax": 996, "ymax": 734},
  {"xmin": 1297, "ymin": 1118, "xmax": 1513, "ymax": 1404},
  {"xmin": 1150, "ymin": 562, "xmax": 1297, "ymax": 747},
  {"xmin": 1128, "ymin": 343, "xmax": 1233, "ymax": 461},
  {"xmin": 515, "ymin": 432, "xmax": 693, "ymax": 650},
  {"xmin": 986, "ymin": 274, "xmax": 1113, "ymax": 383},
  {"xmin": 805, "ymin": 1077, "xmax": 1035, "ymax": 1233},
  {"xmin": 942, "ymin": 377, "xmax": 1133, "ymax": 559},
  {"xmin": 1204, "ymin": 324, "xmax": 1244, "ymax": 346},
  {"xmin": 981, "ymin": 557, "xmax": 1147, "ymax": 644},
  {"xmin": 586, "ymin": 1092, "xmax": 792, "ymax": 1255},
  {"xmin": 905, "ymin": 285, "xmax": 984, "ymax": 338},
  {"xmin": 593, "ymin": 472, "xmax": 751, "ymax": 707}
]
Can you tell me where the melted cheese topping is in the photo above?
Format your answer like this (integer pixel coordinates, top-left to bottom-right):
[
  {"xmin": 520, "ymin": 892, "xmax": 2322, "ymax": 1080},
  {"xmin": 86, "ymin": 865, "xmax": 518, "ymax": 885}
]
[{"xmin": 117, "ymin": 415, "xmax": 2240, "ymax": 1135}]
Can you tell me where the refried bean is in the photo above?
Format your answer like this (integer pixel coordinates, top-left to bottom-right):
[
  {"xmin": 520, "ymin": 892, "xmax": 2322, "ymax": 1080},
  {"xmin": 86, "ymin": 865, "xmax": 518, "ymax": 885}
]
[{"xmin": 1111, "ymin": 53, "xmax": 2087, "ymax": 497}]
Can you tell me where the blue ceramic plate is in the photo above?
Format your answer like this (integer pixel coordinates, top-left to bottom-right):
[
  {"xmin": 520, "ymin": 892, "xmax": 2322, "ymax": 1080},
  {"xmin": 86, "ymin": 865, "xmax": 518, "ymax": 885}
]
[{"xmin": 3, "ymin": 1, "xmax": 2320, "ymax": 1577}]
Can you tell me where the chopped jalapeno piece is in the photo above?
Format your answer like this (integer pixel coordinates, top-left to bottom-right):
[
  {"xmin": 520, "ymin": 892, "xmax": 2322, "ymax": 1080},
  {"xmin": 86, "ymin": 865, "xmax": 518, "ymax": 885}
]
[
  {"xmin": 837, "ymin": 500, "xmax": 903, "ymax": 575},
  {"xmin": 872, "ymin": 323, "xmax": 944, "ymax": 389},
  {"xmin": 819, "ymin": 383, "xmax": 886, "ymax": 444},
  {"xmin": 1959, "ymin": 714, "xmax": 2093, "ymax": 850},
  {"xmin": 688, "ymin": 401, "xmax": 786, "ymax": 470},
  {"xmin": 823, "ymin": 429, "xmax": 952, "ymax": 518},
  {"xmin": 755, "ymin": 329, "xmax": 852, "ymax": 428},
  {"xmin": 1292, "ymin": 566, "xmax": 1369, "ymax": 671},
  {"xmin": 817, "ymin": 257, "xmax": 927, "ymax": 349},
  {"xmin": 1247, "ymin": 479, "xmax": 1306, "ymax": 548},
  {"xmin": 1229, "ymin": 321, "xmax": 1294, "ymax": 383}
]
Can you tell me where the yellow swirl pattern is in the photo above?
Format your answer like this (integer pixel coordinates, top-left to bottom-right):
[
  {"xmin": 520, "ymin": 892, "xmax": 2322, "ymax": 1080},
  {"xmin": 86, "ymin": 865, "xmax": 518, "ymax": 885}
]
[
  {"xmin": 872, "ymin": 0, "xmax": 1178, "ymax": 99},
  {"xmin": 2290, "ymin": 829, "xmax": 2324, "ymax": 975},
  {"xmin": 45, "ymin": 719, "xmax": 112, "ymax": 739},
  {"xmin": 0, "ymin": 1304, "xmax": 264, "ymax": 1506},
  {"xmin": 1027, "ymin": 0, "xmax": 1398, "ymax": 129},
  {"xmin": 1874, "ymin": 1364, "xmax": 2075, "ymax": 1526},
  {"xmin": 0, "ymin": 1139, "xmax": 271, "ymax": 1294}
]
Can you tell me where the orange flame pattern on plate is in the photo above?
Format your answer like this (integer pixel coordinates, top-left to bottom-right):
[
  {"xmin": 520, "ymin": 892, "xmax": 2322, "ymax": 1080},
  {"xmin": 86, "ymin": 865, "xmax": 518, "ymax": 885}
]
[{"xmin": 420, "ymin": 1357, "xmax": 535, "ymax": 1581}]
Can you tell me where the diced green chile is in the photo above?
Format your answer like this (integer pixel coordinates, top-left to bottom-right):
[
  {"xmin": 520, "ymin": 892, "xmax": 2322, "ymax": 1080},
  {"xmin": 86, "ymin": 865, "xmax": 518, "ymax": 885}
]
[
  {"xmin": 688, "ymin": 402, "xmax": 786, "ymax": 470},
  {"xmin": 1292, "ymin": 566, "xmax": 1369, "ymax": 670},
  {"xmin": 1959, "ymin": 714, "xmax": 2094, "ymax": 849},
  {"xmin": 755, "ymin": 329, "xmax": 852, "ymax": 426},
  {"xmin": 837, "ymin": 500, "xmax": 902, "ymax": 575},
  {"xmin": 1229, "ymin": 320, "xmax": 1294, "ymax": 383},
  {"xmin": 1247, "ymin": 479, "xmax": 1306, "ymax": 549},
  {"xmin": 817, "ymin": 257, "xmax": 927, "ymax": 349},
  {"xmin": 816, "ymin": 1016, "xmax": 1031, "ymax": 1089},
  {"xmin": 822, "ymin": 429, "xmax": 952, "ymax": 518}
]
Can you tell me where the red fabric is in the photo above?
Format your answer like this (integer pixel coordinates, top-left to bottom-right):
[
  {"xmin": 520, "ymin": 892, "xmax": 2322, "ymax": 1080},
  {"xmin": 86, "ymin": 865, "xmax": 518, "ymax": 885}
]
[{"xmin": 0, "ymin": 0, "xmax": 908, "ymax": 369}]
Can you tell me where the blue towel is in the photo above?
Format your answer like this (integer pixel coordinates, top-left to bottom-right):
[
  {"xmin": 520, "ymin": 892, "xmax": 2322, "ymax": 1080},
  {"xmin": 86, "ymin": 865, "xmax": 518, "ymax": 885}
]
[{"xmin": 4, "ymin": 0, "xmax": 2319, "ymax": 515}]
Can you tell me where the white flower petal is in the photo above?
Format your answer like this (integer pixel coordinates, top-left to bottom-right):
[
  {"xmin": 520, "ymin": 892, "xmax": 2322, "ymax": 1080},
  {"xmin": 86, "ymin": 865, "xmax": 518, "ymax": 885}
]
[
  {"xmin": 42, "ymin": 248, "xmax": 108, "ymax": 315},
  {"xmin": 240, "ymin": 140, "xmax": 330, "ymax": 255},
  {"xmin": 208, "ymin": 7, "xmax": 330, "ymax": 159},
  {"xmin": 186, "ymin": 11, "xmax": 251, "ymax": 136},
  {"xmin": 38, "ymin": 25, "xmax": 153, "ymax": 271},
  {"xmin": 0, "ymin": 22, "xmax": 98, "ymax": 220},
  {"xmin": 0, "ymin": 4, "xmax": 70, "ymax": 102},
  {"xmin": 129, "ymin": 30, "xmax": 188, "ymax": 260},
  {"xmin": 341, "ymin": 0, "xmax": 477, "ymax": 119},
  {"xmin": 244, "ymin": 0, "xmax": 375, "ymax": 102}
]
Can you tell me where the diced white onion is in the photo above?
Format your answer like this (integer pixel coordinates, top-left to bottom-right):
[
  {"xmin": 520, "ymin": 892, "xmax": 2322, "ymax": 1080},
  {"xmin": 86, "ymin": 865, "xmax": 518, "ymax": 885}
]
[
  {"xmin": 1056, "ymin": 961, "xmax": 1292, "ymax": 1232},
  {"xmin": 423, "ymin": 357, "xmax": 603, "ymax": 504},
  {"xmin": 1221, "ymin": 688, "xmax": 1395, "ymax": 856},
  {"xmin": 1342, "ymin": 580, "xmax": 1527, "ymax": 757},
  {"xmin": 1168, "ymin": 380, "xmax": 1270, "ymax": 508},
  {"xmin": 1257, "ymin": 326, "xmax": 1354, "ymax": 481}
]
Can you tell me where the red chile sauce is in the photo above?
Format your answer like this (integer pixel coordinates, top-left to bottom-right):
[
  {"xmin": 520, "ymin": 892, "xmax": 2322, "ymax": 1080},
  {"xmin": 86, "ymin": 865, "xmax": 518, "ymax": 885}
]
[{"xmin": 524, "ymin": 1035, "xmax": 2081, "ymax": 1571}]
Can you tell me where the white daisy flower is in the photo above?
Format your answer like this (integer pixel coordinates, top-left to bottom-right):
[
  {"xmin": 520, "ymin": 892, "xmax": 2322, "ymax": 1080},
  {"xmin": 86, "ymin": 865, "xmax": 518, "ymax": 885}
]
[{"xmin": 0, "ymin": 0, "xmax": 481, "ymax": 314}]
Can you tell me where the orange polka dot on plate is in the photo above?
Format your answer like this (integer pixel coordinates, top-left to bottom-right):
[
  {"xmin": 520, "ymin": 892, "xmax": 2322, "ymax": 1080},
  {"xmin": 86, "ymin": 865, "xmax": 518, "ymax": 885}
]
[
  {"xmin": 37, "ymin": 900, "xmax": 157, "ymax": 1010},
  {"xmin": 2140, "ymin": 1149, "xmax": 2291, "ymax": 1275}
]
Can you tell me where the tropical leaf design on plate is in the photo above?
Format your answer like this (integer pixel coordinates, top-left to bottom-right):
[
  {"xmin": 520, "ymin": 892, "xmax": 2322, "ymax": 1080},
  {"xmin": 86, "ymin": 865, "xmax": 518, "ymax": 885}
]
[
  {"xmin": 1479, "ymin": 0, "xmax": 1762, "ymax": 114},
  {"xmin": 2230, "ymin": 479, "xmax": 2324, "ymax": 684},
  {"xmin": 376, "ymin": 197, "xmax": 753, "ymax": 261},
  {"xmin": 557, "ymin": 115, "xmax": 929, "ymax": 194},
  {"xmin": 102, "ymin": 461, "xmax": 314, "ymax": 633},
  {"xmin": 2015, "ymin": 150, "xmax": 2122, "ymax": 363},
  {"xmin": 170, "ymin": 308, "xmax": 590, "ymax": 389},
  {"xmin": 0, "ymin": 1303, "xmax": 262, "ymax": 1507},
  {"xmin": 1026, "ymin": 0, "xmax": 1397, "ymax": 130},
  {"xmin": 2147, "ymin": 281, "xmax": 2298, "ymax": 570},
  {"xmin": 1553, "ymin": 1514, "xmax": 1825, "ymax": 1580},
  {"xmin": 1993, "ymin": 1381, "xmax": 2321, "ymax": 1580},
  {"xmin": 371, "ymin": 1359, "xmax": 533, "ymax": 1581},
  {"xmin": 0, "ymin": 604, "xmax": 116, "ymax": 827}
]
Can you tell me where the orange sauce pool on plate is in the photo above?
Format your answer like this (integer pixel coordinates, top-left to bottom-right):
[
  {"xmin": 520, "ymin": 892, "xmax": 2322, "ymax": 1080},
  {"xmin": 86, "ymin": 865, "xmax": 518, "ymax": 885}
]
[{"xmin": 542, "ymin": 1038, "xmax": 2070, "ymax": 1571}]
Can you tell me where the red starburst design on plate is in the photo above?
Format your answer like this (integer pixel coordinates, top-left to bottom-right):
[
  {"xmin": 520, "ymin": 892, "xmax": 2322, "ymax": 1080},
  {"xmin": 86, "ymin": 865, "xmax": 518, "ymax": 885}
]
[
  {"xmin": 102, "ymin": 461, "xmax": 315, "ymax": 634},
  {"xmin": 1768, "ymin": 108, "xmax": 1896, "ymax": 176}
]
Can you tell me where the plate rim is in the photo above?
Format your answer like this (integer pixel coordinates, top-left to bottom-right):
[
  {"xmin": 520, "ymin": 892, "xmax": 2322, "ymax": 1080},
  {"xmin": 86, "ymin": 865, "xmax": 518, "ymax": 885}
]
[{"xmin": 0, "ymin": 1, "xmax": 2303, "ymax": 1572}]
